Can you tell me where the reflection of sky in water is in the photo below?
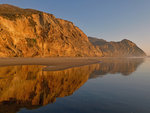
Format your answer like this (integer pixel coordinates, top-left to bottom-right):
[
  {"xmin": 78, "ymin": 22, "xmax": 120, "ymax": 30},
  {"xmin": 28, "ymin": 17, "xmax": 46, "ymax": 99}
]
[{"xmin": 0, "ymin": 58, "xmax": 150, "ymax": 113}]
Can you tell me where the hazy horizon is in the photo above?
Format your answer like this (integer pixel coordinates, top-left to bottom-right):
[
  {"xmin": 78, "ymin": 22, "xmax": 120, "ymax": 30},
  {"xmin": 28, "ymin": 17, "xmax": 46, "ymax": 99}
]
[{"xmin": 0, "ymin": 0, "xmax": 149, "ymax": 55}]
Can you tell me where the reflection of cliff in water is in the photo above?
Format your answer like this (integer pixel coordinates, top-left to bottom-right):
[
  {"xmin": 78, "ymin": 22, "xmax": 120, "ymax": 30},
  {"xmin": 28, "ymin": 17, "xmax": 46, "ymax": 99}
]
[
  {"xmin": 0, "ymin": 58, "xmax": 144, "ymax": 113},
  {"xmin": 89, "ymin": 58, "xmax": 144, "ymax": 78},
  {"xmin": 0, "ymin": 64, "xmax": 99, "ymax": 113}
]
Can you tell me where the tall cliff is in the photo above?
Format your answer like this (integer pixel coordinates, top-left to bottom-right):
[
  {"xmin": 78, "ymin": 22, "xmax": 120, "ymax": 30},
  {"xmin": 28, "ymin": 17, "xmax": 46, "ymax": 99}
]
[
  {"xmin": 0, "ymin": 4, "xmax": 146, "ymax": 57},
  {"xmin": 0, "ymin": 4, "xmax": 102, "ymax": 57},
  {"xmin": 89, "ymin": 37, "xmax": 146, "ymax": 57}
]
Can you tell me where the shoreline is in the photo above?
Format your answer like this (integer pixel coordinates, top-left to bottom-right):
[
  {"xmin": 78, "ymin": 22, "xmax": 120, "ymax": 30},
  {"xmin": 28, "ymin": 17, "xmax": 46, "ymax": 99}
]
[
  {"xmin": 0, "ymin": 57, "xmax": 146, "ymax": 71},
  {"xmin": 0, "ymin": 57, "xmax": 101, "ymax": 71}
]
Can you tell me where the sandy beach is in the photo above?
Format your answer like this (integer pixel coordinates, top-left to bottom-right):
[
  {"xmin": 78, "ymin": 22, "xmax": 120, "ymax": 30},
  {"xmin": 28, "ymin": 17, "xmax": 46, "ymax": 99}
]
[{"xmin": 0, "ymin": 57, "xmax": 101, "ymax": 71}]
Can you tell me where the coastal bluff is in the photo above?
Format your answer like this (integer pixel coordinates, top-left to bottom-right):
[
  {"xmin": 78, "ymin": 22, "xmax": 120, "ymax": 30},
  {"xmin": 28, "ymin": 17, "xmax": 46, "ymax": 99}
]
[
  {"xmin": 0, "ymin": 4, "xmax": 146, "ymax": 57},
  {"xmin": 0, "ymin": 4, "xmax": 101, "ymax": 57},
  {"xmin": 88, "ymin": 37, "xmax": 146, "ymax": 57}
]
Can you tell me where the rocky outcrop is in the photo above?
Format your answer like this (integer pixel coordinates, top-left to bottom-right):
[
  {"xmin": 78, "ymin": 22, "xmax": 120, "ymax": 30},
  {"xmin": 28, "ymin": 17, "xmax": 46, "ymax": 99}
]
[
  {"xmin": 0, "ymin": 4, "xmax": 146, "ymax": 57},
  {"xmin": 0, "ymin": 4, "xmax": 102, "ymax": 57},
  {"xmin": 88, "ymin": 37, "xmax": 146, "ymax": 57}
]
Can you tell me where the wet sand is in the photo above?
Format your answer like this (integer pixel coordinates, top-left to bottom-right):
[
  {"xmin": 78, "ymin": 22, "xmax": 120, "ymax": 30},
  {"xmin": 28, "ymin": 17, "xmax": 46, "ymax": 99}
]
[{"xmin": 0, "ymin": 57, "xmax": 101, "ymax": 71}]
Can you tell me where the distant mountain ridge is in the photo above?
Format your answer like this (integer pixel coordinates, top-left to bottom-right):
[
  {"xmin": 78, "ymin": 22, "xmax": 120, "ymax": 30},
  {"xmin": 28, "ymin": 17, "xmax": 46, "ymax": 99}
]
[{"xmin": 88, "ymin": 37, "xmax": 146, "ymax": 57}]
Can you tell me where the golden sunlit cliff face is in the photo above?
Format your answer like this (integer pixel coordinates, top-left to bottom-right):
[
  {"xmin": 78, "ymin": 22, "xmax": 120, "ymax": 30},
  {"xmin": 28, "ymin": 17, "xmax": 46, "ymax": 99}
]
[
  {"xmin": 0, "ymin": 4, "xmax": 146, "ymax": 57},
  {"xmin": 0, "ymin": 4, "xmax": 102, "ymax": 57}
]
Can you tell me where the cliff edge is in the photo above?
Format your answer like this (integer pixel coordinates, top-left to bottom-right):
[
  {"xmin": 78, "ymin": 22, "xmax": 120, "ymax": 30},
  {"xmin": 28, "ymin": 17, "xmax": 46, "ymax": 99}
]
[{"xmin": 0, "ymin": 4, "xmax": 102, "ymax": 57}]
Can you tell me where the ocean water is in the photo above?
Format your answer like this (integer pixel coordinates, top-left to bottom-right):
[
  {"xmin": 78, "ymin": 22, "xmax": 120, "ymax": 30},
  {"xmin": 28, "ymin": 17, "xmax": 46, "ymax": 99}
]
[{"xmin": 0, "ymin": 58, "xmax": 150, "ymax": 113}]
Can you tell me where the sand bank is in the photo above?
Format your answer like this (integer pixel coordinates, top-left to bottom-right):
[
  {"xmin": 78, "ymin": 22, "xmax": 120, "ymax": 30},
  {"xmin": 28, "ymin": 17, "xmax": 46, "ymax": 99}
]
[{"xmin": 0, "ymin": 57, "xmax": 101, "ymax": 71}]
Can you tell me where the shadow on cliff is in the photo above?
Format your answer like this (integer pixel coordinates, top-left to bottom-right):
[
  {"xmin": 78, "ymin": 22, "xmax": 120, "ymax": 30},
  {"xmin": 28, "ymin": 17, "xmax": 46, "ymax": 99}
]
[{"xmin": 0, "ymin": 58, "xmax": 144, "ymax": 113}]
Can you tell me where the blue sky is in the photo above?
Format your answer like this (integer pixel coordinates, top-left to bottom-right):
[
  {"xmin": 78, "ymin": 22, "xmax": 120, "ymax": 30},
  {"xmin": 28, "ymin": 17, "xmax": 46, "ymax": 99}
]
[{"xmin": 0, "ymin": 0, "xmax": 150, "ymax": 55}]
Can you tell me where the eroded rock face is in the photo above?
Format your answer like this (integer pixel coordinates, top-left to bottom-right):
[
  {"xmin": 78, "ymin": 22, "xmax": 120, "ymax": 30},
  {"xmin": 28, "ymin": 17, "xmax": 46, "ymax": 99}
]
[
  {"xmin": 0, "ymin": 4, "xmax": 102, "ymax": 57},
  {"xmin": 0, "ymin": 4, "xmax": 146, "ymax": 57},
  {"xmin": 89, "ymin": 37, "xmax": 146, "ymax": 57}
]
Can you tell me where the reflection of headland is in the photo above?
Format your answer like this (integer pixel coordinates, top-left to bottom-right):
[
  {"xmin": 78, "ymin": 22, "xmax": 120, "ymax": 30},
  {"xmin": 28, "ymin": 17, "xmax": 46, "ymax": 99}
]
[
  {"xmin": 0, "ymin": 58, "xmax": 144, "ymax": 113},
  {"xmin": 89, "ymin": 58, "xmax": 144, "ymax": 78}
]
